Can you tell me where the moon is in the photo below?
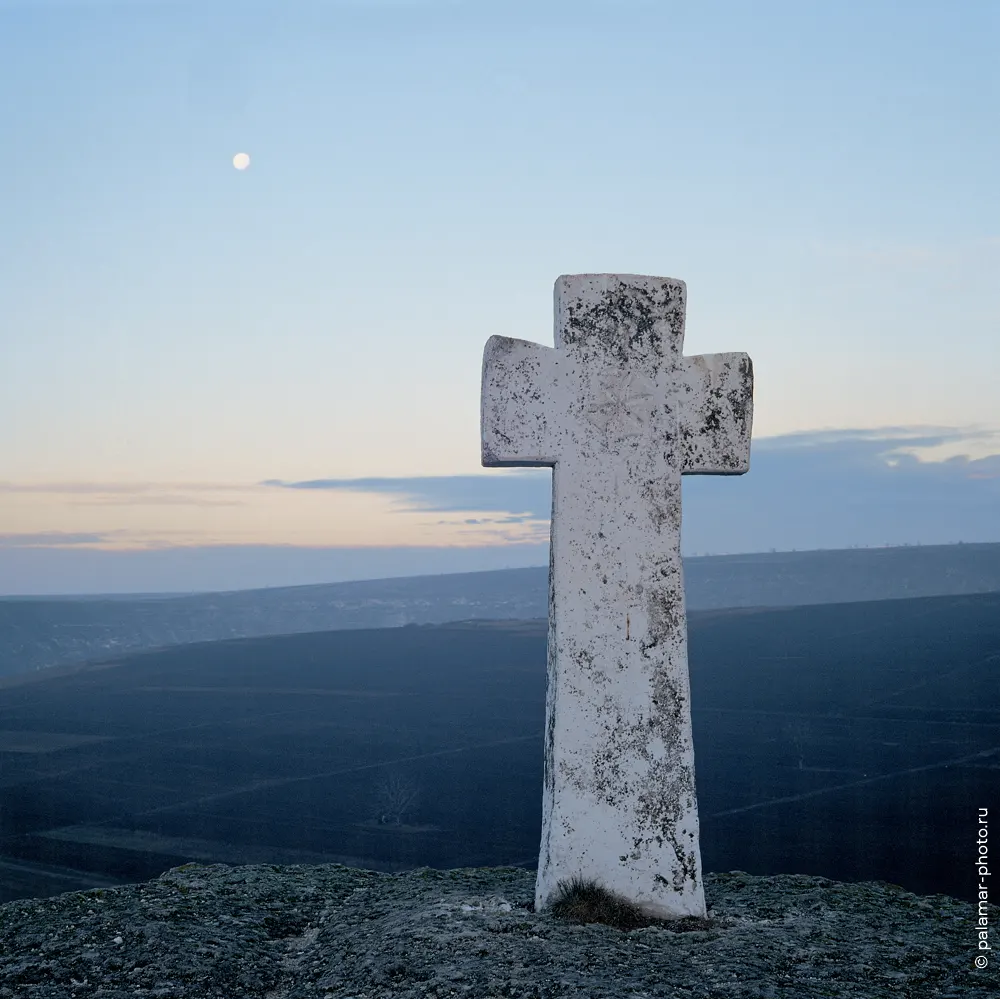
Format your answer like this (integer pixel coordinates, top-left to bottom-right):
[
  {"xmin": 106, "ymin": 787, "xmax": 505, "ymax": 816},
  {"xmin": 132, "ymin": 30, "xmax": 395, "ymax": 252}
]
[{"xmin": 232, "ymin": 152, "xmax": 251, "ymax": 171}]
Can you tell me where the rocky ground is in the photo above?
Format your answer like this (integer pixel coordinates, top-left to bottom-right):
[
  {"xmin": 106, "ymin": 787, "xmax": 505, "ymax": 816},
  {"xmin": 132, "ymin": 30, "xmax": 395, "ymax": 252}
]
[{"xmin": 0, "ymin": 862, "xmax": 994, "ymax": 998}]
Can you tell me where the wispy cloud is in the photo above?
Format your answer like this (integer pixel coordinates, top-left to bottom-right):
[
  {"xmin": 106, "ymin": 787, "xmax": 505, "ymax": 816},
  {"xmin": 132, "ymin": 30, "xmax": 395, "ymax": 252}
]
[
  {"xmin": 750, "ymin": 426, "xmax": 1000, "ymax": 479},
  {"xmin": 1, "ymin": 424, "xmax": 997, "ymax": 593},
  {"xmin": 0, "ymin": 481, "xmax": 252, "ymax": 507},
  {"xmin": 2, "ymin": 427, "xmax": 996, "ymax": 562},
  {"xmin": 69, "ymin": 496, "xmax": 246, "ymax": 508},
  {"xmin": 0, "ymin": 531, "xmax": 119, "ymax": 548},
  {"xmin": 448, "ymin": 515, "xmax": 537, "ymax": 525},
  {"xmin": 263, "ymin": 425, "xmax": 1000, "ymax": 553},
  {"xmin": 261, "ymin": 472, "xmax": 552, "ymax": 519},
  {"xmin": 681, "ymin": 426, "xmax": 1000, "ymax": 554},
  {"xmin": 264, "ymin": 425, "xmax": 1000, "ymax": 509},
  {"xmin": 0, "ymin": 529, "xmax": 235, "ymax": 550},
  {"xmin": 0, "ymin": 482, "xmax": 250, "ymax": 494},
  {"xmin": 754, "ymin": 424, "xmax": 997, "ymax": 450}
]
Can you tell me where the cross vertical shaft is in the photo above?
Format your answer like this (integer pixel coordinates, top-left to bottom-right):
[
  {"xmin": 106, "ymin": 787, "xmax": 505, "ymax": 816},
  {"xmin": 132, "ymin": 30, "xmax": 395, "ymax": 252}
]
[{"xmin": 481, "ymin": 274, "xmax": 753, "ymax": 919}]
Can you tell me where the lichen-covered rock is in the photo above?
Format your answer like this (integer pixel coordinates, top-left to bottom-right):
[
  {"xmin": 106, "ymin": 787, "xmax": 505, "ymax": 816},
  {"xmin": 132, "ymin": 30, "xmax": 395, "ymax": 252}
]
[{"xmin": 0, "ymin": 863, "xmax": 993, "ymax": 998}]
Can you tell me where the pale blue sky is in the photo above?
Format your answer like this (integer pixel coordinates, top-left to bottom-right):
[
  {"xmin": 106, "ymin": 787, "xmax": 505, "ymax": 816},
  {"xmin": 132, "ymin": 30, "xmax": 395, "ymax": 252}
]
[{"xmin": 1, "ymin": 0, "xmax": 997, "ymax": 593}]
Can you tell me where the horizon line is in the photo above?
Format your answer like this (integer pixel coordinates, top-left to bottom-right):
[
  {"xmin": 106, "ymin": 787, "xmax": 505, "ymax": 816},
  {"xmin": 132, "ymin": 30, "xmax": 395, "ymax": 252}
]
[{"xmin": 1, "ymin": 539, "xmax": 995, "ymax": 601}]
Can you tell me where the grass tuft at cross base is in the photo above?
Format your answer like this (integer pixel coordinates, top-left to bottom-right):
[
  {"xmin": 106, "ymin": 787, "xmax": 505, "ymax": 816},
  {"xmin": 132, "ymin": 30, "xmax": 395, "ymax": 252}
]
[{"xmin": 547, "ymin": 875, "xmax": 715, "ymax": 933}]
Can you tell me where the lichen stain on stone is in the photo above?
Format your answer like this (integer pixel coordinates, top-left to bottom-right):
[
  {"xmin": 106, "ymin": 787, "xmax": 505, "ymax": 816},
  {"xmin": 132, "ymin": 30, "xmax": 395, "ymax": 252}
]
[
  {"xmin": 637, "ymin": 762, "xmax": 700, "ymax": 892},
  {"xmin": 639, "ymin": 588, "xmax": 683, "ymax": 659},
  {"xmin": 639, "ymin": 479, "xmax": 681, "ymax": 535},
  {"xmin": 560, "ymin": 278, "xmax": 685, "ymax": 367},
  {"xmin": 728, "ymin": 357, "xmax": 754, "ymax": 428},
  {"xmin": 587, "ymin": 712, "xmax": 647, "ymax": 812}
]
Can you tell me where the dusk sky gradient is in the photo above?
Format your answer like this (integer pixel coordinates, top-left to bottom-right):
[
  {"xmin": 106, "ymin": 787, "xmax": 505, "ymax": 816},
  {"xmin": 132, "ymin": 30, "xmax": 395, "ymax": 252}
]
[{"xmin": 1, "ymin": 0, "xmax": 997, "ymax": 593}]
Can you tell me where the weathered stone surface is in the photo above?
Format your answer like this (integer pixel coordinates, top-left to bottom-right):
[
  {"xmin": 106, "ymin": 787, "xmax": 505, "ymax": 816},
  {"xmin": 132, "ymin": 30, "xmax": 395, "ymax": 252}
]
[
  {"xmin": 481, "ymin": 275, "xmax": 752, "ymax": 919},
  {"xmin": 0, "ymin": 862, "xmax": 992, "ymax": 998}
]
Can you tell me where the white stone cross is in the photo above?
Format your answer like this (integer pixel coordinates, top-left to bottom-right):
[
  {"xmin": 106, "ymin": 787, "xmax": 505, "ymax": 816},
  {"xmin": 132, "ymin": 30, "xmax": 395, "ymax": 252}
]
[{"xmin": 480, "ymin": 274, "xmax": 753, "ymax": 919}]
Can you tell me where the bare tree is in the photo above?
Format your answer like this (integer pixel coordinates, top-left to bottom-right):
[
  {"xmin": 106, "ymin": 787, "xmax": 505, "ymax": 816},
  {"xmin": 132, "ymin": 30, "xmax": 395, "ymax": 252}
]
[{"xmin": 371, "ymin": 770, "xmax": 421, "ymax": 826}]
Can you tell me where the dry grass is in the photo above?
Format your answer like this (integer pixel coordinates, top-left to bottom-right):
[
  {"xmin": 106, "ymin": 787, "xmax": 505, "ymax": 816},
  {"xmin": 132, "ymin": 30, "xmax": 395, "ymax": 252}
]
[{"xmin": 547, "ymin": 876, "xmax": 665, "ymax": 931}]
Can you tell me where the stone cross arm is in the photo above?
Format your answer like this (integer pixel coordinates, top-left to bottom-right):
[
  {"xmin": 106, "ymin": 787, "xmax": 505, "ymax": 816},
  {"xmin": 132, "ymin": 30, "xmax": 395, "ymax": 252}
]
[{"xmin": 481, "ymin": 315, "xmax": 752, "ymax": 477}]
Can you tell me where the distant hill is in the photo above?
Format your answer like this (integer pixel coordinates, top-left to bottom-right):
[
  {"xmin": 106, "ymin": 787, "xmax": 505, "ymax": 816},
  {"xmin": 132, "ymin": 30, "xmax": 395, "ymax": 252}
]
[
  {"xmin": 0, "ymin": 590, "xmax": 996, "ymax": 904},
  {"xmin": 0, "ymin": 541, "xmax": 998, "ymax": 680}
]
